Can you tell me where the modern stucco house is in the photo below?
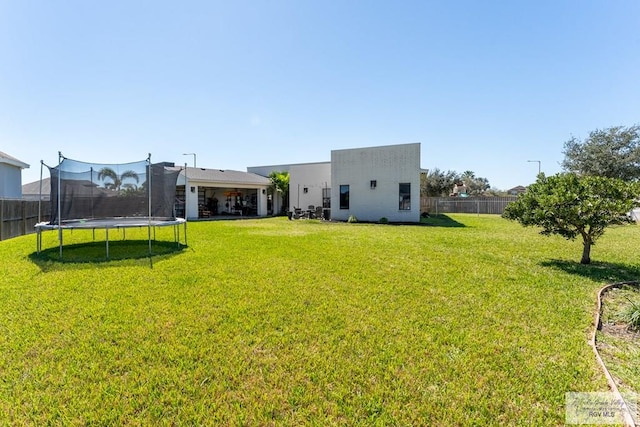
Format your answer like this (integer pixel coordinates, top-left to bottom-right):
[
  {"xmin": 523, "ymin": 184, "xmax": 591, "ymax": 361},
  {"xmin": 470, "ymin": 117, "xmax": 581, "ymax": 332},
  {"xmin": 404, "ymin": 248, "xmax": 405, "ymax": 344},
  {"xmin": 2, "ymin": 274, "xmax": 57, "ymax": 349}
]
[
  {"xmin": 250, "ymin": 142, "xmax": 422, "ymax": 223},
  {"xmin": 0, "ymin": 151, "xmax": 29, "ymax": 199},
  {"xmin": 23, "ymin": 142, "xmax": 421, "ymax": 222},
  {"xmin": 330, "ymin": 143, "xmax": 421, "ymax": 222}
]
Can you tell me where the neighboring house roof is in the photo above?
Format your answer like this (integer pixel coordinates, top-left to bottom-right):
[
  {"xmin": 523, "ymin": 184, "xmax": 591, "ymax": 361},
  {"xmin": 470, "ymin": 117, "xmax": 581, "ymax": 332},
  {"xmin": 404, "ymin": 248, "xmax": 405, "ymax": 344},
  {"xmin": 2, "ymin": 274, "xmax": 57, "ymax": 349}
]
[
  {"xmin": 507, "ymin": 185, "xmax": 527, "ymax": 194},
  {"xmin": 509, "ymin": 185, "xmax": 527, "ymax": 191},
  {"xmin": 177, "ymin": 167, "xmax": 271, "ymax": 186},
  {"xmin": 23, "ymin": 177, "xmax": 51, "ymax": 197},
  {"xmin": 23, "ymin": 177, "xmax": 115, "ymax": 198},
  {"xmin": 0, "ymin": 151, "xmax": 29, "ymax": 169}
]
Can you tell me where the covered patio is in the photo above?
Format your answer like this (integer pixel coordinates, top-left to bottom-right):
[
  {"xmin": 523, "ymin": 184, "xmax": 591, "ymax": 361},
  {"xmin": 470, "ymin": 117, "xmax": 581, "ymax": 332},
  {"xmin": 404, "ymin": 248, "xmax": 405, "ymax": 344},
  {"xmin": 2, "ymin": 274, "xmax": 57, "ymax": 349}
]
[{"xmin": 175, "ymin": 167, "xmax": 271, "ymax": 220}]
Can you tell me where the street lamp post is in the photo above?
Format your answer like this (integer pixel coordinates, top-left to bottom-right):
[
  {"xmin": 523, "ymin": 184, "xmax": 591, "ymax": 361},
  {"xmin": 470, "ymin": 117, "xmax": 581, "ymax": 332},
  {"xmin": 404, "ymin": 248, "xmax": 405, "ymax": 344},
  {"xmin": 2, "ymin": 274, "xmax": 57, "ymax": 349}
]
[
  {"xmin": 183, "ymin": 153, "xmax": 196, "ymax": 168},
  {"xmin": 527, "ymin": 160, "xmax": 541, "ymax": 175}
]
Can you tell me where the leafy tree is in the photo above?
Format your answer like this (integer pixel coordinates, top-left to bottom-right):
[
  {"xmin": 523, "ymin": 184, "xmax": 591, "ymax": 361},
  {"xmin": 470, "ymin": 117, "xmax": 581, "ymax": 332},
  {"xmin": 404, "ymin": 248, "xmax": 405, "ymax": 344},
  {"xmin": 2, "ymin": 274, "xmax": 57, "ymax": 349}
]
[
  {"xmin": 97, "ymin": 167, "xmax": 140, "ymax": 191},
  {"xmin": 422, "ymin": 168, "xmax": 459, "ymax": 197},
  {"xmin": 562, "ymin": 125, "xmax": 640, "ymax": 180},
  {"xmin": 485, "ymin": 187, "xmax": 508, "ymax": 197},
  {"xmin": 268, "ymin": 170, "xmax": 290, "ymax": 214},
  {"xmin": 422, "ymin": 168, "xmax": 492, "ymax": 197},
  {"xmin": 461, "ymin": 170, "xmax": 490, "ymax": 195},
  {"xmin": 503, "ymin": 173, "xmax": 640, "ymax": 264}
]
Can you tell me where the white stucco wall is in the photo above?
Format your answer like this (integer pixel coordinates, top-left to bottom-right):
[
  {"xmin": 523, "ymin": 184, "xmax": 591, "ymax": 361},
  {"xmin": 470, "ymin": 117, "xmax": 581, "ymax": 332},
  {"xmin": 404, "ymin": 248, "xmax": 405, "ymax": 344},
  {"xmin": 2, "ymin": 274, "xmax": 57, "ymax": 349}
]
[
  {"xmin": 289, "ymin": 162, "xmax": 331, "ymax": 211},
  {"xmin": 184, "ymin": 183, "xmax": 198, "ymax": 219},
  {"xmin": 330, "ymin": 143, "xmax": 421, "ymax": 223},
  {"xmin": 0, "ymin": 164, "xmax": 24, "ymax": 199},
  {"xmin": 246, "ymin": 164, "xmax": 292, "ymax": 176}
]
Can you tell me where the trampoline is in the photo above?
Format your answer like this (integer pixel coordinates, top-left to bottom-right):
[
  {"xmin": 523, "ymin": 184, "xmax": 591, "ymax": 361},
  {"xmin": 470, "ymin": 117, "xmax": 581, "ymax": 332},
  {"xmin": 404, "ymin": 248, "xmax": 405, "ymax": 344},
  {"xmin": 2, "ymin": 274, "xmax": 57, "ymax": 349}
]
[{"xmin": 35, "ymin": 153, "xmax": 187, "ymax": 259}]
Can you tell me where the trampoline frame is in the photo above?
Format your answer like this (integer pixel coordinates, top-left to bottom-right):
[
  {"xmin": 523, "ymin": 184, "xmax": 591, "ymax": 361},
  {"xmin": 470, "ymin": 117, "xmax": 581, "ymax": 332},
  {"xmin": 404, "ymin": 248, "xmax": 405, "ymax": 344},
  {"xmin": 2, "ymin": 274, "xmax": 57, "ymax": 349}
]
[
  {"xmin": 35, "ymin": 217, "xmax": 187, "ymax": 259},
  {"xmin": 35, "ymin": 152, "xmax": 187, "ymax": 259}
]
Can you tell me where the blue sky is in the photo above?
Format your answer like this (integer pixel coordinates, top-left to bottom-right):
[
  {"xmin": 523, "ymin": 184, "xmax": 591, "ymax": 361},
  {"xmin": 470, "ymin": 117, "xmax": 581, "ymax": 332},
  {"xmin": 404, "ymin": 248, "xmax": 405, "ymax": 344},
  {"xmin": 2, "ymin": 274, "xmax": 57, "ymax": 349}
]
[{"xmin": 2, "ymin": 1, "xmax": 639, "ymax": 190}]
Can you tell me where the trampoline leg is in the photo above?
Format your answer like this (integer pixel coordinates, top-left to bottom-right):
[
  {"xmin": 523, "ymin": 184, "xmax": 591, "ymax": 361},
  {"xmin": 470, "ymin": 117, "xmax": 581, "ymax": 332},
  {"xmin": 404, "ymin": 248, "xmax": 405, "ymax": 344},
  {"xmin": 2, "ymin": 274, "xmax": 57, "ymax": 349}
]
[
  {"xmin": 184, "ymin": 221, "xmax": 188, "ymax": 246},
  {"xmin": 106, "ymin": 229, "xmax": 109, "ymax": 260}
]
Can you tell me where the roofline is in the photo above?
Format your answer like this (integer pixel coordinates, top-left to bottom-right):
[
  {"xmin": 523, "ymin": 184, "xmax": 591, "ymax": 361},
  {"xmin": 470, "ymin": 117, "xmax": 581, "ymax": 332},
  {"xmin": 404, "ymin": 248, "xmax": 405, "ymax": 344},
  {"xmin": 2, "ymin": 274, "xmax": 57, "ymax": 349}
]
[
  {"xmin": 288, "ymin": 161, "xmax": 331, "ymax": 167},
  {"xmin": 0, "ymin": 155, "xmax": 29, "ymax": 169},
  {"xmin": 174, "ymin": 166, "xmax": 271, "ymax": 186},
  {"xmin": 331, "ymin": 142, "xmax": 421, "ymax": 154},
  {"xmin": 178, "ymin": 166, "xmax": 269, "ymax": 175},
  {"xmin": 247, "ymin": 161, "xmax": 331, "ymax": 170}
]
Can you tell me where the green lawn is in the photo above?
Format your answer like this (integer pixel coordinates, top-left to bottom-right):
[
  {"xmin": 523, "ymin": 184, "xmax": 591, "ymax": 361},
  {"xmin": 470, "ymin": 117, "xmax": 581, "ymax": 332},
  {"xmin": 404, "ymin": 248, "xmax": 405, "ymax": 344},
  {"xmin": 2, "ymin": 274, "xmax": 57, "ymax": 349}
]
[{"xmin": 1, "ymin": 214, "xmax": 638, "ymax": 425}]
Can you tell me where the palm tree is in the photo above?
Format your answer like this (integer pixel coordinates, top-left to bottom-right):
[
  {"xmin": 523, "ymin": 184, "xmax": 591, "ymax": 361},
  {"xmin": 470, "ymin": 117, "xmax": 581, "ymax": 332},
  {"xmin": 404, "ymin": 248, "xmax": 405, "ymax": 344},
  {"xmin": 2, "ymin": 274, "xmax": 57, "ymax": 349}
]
[
  {"xmin": 460, "ymin": 170, "xmax": 475, "ymax": 183},
  {"xmin": 268, "ymin": 171, "xmax": 290, "ymax": 215},
  {"xmin": 460, "ymin": 170, "xmax": 490, "ymax": 195},
  {"xmin": 97, "ymin": 167, "xmax": 140, "ymax": 191}
]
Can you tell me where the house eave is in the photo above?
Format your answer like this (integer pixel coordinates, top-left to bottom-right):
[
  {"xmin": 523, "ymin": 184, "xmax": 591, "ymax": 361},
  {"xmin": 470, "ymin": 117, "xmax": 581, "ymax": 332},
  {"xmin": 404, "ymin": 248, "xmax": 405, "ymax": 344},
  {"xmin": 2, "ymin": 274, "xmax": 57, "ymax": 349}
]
[{"xmin": 0, "ymin": 155, "xmax": 29, "ymax": 169}]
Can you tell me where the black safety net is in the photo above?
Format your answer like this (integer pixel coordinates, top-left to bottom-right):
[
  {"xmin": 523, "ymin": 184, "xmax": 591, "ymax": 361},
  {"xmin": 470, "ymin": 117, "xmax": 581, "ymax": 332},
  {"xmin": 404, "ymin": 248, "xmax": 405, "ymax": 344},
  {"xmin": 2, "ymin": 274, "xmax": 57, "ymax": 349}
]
[{"xmin": 47, "ymin": 156, "xmax": 181, "ymax": 224}]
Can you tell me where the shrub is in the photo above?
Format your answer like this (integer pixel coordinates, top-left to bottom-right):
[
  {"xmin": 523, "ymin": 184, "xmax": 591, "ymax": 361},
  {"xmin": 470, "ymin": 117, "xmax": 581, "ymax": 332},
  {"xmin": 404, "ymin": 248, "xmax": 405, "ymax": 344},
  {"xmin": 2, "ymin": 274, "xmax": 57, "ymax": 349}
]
[
  {"xmin": 622, "ymin": 297, "xmax": 640, "ymax": 330},
  {"xmin": 347, "ymin": 215, "xmax": 358, "ymax": 223},
  {"xmin": 379, "ymin": 217, "xmax": 389, "ymax": 224}
]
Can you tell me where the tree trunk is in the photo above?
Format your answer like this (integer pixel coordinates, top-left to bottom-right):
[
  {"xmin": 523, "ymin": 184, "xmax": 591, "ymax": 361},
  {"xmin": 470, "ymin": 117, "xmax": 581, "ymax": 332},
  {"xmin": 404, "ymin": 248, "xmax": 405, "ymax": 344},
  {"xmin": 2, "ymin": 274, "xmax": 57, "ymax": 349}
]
[{"xmin": 581, "ymin": 240, "xmax": 591, "ymax": 264}]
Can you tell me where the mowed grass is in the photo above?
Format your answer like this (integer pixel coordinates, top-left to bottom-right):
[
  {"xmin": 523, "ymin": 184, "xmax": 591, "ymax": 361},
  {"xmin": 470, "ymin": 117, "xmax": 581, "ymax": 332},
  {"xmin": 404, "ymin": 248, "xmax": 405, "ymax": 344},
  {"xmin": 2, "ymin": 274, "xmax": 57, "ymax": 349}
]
[{"xmin": 1, "ymin": 214, "xmax": 639, "ymax": 425}]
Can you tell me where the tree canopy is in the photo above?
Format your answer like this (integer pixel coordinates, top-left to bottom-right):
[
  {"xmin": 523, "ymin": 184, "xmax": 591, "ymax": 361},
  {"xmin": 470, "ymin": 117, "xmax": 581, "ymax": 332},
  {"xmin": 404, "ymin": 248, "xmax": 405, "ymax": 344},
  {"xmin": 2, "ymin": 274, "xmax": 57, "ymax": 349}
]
[
  {"xmin": 460, "ymin": 170, "xmax": 490, "ymax": 195},
  {"xmin": 562, "ymin": 125, "xmax": 640, "ymax": 180},
  {"xmin": 503, "ymin": 173, "xmax": 640, "ymax": 264},
  {"xmin": 421, "ymin": 168, "xmax": 491, "ymax": 197},
  {"xmin": 421, "ymin": 168, "xmax": 459, "ymax": 197}
]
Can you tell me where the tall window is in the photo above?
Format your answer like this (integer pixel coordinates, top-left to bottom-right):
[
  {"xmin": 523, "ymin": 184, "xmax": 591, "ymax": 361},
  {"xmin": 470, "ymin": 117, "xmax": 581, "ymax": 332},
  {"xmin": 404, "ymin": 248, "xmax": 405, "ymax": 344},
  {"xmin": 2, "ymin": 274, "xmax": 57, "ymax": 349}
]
[
  {"xmin": 399, "ymin": 183, "xmax": 411, "ymax": 210},
  {"xmin": 340, "ymin": 185, "xmax": 350, "ymax": 209}
]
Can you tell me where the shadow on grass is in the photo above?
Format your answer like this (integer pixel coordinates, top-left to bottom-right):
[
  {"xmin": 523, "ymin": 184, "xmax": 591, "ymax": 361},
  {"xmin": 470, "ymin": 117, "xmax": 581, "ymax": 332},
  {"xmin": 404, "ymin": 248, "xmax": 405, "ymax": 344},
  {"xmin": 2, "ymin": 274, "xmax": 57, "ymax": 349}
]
[
  {"xmin": 29, "ymin": 239, "xmax": 186, "ymax": 270},
  {"xmin": 419, "ymin": 214, "xmax": 466, "ymax": 228},
  {"xmin": 541, "ymin": 259, "xmax": 640, "ymax": 284}
]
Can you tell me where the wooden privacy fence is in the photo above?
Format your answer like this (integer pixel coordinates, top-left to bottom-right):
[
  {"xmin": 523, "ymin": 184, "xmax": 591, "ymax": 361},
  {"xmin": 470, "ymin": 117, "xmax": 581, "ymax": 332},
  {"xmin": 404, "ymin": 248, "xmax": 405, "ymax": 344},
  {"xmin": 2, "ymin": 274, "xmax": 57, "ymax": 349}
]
[
  {"xmin": 421, "ymin": 196, "xmax": 518, "ymax": 215},
  {"xmin": 0, "ymin": 200, "xmax": 50, "ymax": 241}
]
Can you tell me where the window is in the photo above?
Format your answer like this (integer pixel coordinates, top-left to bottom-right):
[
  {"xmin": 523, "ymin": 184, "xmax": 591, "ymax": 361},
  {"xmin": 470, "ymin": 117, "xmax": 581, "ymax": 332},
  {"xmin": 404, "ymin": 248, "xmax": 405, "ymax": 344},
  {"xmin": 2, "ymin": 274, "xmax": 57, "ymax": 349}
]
[
  {"xmin": 303, "ymin": 187, "xmax": 308, "ymax": 194},
  {"xmin": 340, "ymin": 185, "xmax": 350, "ymax": 209},
  {"xmin": 399, "ymin": 183, "xmax": 411, "ymax": 210},
  {"xmin": 370, "ymin": 180, "xmax": 377, "ymax": 189}
]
